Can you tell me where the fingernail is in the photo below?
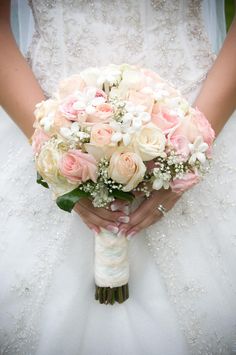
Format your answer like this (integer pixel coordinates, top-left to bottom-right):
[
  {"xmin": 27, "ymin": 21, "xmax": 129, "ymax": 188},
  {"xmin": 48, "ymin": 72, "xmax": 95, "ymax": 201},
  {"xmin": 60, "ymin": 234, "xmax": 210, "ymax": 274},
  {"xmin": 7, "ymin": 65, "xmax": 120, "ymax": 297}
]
[
  {"xmin": 110, "ymin": 204, "xmax": 119, "ymax": 211},
  {"xmin": 117, "ymin": 230, "xmax": 125, "ymax": 238},
  {"xmin": 106, "ymin": 225, "xmax": 119, "ymax": 234},
  {"xmin": 118, "ymin": 216, "xmax": 130, "ymax": 223},
  {"xmin": 127, "ymin": 231, "xmax": 137, "ymax": 240},
  {"xmin": 119, "ymin": 227, "xmax": 127, "ymax": 234},
  {"xmin": 91, "ymin": 228, "xmax": 99, "ymax": 234},
  {"xmin": 121, "ymin": 206, "xmax": 130, "ymax": 215}
]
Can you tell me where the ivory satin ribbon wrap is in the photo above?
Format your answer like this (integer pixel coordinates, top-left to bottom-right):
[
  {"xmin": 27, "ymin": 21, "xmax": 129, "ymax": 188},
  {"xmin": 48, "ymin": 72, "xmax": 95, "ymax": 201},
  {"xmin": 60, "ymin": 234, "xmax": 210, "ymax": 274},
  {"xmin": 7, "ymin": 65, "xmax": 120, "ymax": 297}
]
[{"xmin": 94, "ymin": 228, "xmax": 129, "ymax": 288}]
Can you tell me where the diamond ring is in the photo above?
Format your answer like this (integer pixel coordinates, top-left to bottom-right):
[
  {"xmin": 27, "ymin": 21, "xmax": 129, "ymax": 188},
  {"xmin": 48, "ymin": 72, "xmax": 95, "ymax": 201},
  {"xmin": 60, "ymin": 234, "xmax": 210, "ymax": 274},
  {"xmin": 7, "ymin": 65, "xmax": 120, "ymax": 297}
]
[{"xmin": 157, "ymin": 204, "xmax": 166, "ymax": 216}]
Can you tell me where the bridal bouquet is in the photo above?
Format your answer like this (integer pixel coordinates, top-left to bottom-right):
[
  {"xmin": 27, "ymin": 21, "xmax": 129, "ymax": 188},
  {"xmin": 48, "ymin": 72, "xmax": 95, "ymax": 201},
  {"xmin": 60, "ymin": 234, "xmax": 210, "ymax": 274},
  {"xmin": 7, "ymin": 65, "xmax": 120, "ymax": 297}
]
[{"xmin": 31, "ymin": 64, "xmax": 215, "ymax": 305}]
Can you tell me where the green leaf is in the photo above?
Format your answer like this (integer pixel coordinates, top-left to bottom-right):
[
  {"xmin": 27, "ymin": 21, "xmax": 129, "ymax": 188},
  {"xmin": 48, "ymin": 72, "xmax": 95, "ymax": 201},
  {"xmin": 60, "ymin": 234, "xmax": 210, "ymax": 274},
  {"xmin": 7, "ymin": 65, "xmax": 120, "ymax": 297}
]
[
  {"xmin": 56, "ymin": 187, "xmax": 90, "ymax": 213},
  {"xmin": 36, "ymin": 172, "xmax": 49, "ymax": 189},
  {"xmin": 110, "ymin": 189, "xmax": 135, "ymax": 202}
]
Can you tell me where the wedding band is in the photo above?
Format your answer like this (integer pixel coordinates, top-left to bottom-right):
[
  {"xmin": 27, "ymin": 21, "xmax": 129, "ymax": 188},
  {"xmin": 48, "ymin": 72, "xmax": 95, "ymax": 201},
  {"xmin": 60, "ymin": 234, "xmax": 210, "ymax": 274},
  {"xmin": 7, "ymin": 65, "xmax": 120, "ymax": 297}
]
[{"xmin": 157, "ymin": 204, "xmax": 166, "ymax": 216}]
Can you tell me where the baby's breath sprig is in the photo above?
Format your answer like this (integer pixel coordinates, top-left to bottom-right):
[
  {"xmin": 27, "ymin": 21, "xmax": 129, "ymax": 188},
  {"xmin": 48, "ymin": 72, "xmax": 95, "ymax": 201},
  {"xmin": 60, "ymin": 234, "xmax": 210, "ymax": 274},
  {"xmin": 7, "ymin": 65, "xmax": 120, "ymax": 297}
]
[
  {"xmin": 98, "ymin": 158, "xmax": 123, "ymax": 190},
  {"xmin": 109, "ymin": 97, "xmax": 127, "ymax": 122},
  {"xmin": 133, "ymin": 180, "xmax": 152, "ymax": 198}
]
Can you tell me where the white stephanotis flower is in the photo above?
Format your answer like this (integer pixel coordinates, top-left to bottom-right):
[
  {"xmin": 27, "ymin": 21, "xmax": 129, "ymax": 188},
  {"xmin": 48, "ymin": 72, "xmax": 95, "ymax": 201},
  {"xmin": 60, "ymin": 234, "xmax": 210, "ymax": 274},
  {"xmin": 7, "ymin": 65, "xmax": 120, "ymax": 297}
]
[
  {"xmin": 188, "ymin": 136, "xmax": 209, "ymax": 165},
  {"xmin": 164, "ymin": 96, "xmax": 190, "ymax": 117},
  {"xmin": 72, "ymin": 87, "xmax": 106, "ymax": 115},
  {"xmin": 60, "ymin": 122, "xmax": 89, "ymax": 143},
  {"xmin": 110, "ymin": 121, "xmax": 133, "ymax": 146},
  {"xmin": 124, "ymin": 102, "xmax": 151, "ymax": 129},
  {"xmin": 80, "ymin": 65, "xmax": 122, "ymax": 89},
  {"xmin": 152, "ymin": 171, "xmax": 171, "ymax": 190},
  {"xmin": 110, "ymin": 102, "xmax": 152, "ymax": 146}
]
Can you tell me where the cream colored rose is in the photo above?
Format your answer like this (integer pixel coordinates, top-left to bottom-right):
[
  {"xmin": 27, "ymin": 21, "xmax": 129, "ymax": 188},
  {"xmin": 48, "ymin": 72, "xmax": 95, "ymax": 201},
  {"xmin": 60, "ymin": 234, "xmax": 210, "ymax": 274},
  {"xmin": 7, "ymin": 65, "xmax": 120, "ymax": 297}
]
[
  {"xmin": 133, "ymin": 124, "xmax": 166, "ymax": 161},
  {"xmin": 90, "ymin": 123, "xmax": 114, "ymax": 146},
  {"xmin": 34, "ymin": 99, "xmax": 59, "ymax": 134},
  {"xmin": 118, "ymin": 68, "xmax": 146, "ymax": 96},
  {"xmin": 34, "ymin": 99, "xmax": 58, "ymax": 122},
  {"xmin": 108, "ymin": 151, "xmax": 146, "ymax": 192},
  {"xmin": 36, "ymin": 142, "xmax": 76, "ymax": 196},
  {"xmin": 84, "ymin": 143, "xmax": 116, "ymax": 161},
  {"xmin": 80, "ymin": 67, "xmax": 101, "ymax": 87},
  {"xmin": 58, "ymin": 74, "xmax": 86, "ymax": 99}
]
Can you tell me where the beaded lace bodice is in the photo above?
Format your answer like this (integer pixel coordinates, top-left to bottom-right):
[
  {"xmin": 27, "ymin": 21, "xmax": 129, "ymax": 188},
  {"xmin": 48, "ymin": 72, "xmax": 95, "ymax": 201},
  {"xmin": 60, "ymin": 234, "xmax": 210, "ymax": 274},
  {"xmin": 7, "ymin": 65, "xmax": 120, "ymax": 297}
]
[{"xmin": 27, "ymin": 0, "xmax": 215, "ymax": 97}]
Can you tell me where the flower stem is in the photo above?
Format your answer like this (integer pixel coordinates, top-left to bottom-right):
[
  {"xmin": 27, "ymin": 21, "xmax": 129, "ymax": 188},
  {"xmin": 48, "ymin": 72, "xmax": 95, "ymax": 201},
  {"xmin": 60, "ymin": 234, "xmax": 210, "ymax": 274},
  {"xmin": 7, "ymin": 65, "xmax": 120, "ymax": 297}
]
[{"xmin": 95, "ymin": 284, "xmax": 129, "ymax": 305}]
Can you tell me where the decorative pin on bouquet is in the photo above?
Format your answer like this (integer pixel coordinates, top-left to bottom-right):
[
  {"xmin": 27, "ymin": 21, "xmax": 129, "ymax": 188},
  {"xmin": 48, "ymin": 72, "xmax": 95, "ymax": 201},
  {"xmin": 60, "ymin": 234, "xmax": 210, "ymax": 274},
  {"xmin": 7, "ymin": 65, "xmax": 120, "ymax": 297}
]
[{"xmin": 31, "ymin": 64, "xmax": 215, "ymax": 305}]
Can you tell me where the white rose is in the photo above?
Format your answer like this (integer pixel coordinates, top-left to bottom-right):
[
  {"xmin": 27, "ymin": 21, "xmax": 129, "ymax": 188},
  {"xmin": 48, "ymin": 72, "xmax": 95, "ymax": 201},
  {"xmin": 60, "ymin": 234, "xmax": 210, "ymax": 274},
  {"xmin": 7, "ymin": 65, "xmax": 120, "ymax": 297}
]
[
  {"xmin": 36, "ymin": 142, "xmax": 75, "ymax": 196},
  {"xmin": 118, "ymin": 68, "xmax": 145, "ymax": 95},
  {"xmin": 80, "ymin": 67, "xmax": 101, "ymax": 88},
  {"xmin": 133, "ymin": 123, "xmax": 166, "ymax": 161},
  {"xmin": 108, "ymin": 151, "xmax": 146, "ymax": 192}
]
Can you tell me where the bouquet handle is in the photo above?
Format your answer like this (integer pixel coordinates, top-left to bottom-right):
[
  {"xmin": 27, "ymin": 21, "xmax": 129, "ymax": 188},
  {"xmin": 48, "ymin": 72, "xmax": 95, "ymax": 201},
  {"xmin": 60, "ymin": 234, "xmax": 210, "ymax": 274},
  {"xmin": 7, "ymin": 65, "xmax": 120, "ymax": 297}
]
[{"xmin": 94, "ymin": 228, "xmax": 129, "ymax": 304}]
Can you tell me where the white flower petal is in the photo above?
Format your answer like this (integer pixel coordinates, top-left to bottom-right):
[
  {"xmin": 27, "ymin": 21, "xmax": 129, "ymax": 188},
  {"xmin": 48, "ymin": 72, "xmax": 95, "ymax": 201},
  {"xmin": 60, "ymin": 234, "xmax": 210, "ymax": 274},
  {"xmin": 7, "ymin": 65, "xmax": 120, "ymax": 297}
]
[
  {"xmin": 60, "ymin": 127, "xmax": 72, "ymax": 139},
  {"xmin": 197, "ymin": 152, "xmax": 206, "ymax": 164},
  {"xmin": 123, "ymin": 133, "xmax": 131, "ymax": 146},
  {"xmin": 111, "ymin": 132, "xmax": 123, "ymax": 143},
  {"xmin": 189, "ymin": 154, "xmax": 197, "ymax": 165},
  {"xmin": 133, "ymin": 119, "xmax": 142, "ymax": 130},
  {"xmin": 199, "ymin": 142, "xmax": 209, "ymax": 152},
  {"xmin": 140, "ymin": 112, "xmax": 151, "ymax": 122},
  {"xmin": 153, "ymin": 178, "xmax": 163, "ymax": 190}
]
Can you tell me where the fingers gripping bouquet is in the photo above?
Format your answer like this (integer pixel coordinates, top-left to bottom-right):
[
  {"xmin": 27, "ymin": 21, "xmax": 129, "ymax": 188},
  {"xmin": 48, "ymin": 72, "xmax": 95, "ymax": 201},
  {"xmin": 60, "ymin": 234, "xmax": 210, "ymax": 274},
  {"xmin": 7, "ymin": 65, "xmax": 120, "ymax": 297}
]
[{"xmin": 31, "ymin": 64, "xmax": 215, "ymax": 305}]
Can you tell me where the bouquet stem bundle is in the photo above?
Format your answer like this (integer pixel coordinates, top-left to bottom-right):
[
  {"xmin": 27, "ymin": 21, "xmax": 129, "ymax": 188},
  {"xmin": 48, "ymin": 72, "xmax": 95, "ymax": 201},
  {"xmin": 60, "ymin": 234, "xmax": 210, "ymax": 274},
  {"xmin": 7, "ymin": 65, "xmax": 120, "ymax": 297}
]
[{"xmin": 95, "ymin": 284, "xmax": 129, "ymax": 305}]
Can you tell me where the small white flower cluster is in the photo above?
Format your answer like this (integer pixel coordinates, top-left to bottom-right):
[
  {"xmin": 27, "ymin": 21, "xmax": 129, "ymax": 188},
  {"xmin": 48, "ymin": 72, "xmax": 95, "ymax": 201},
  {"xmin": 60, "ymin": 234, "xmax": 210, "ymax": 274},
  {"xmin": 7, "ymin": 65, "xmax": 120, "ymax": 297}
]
[
  {"xmin": 111, "ymin": 102, "xmax": 151, "ymax": 146},
  {"xmin": 60, "ymin": 122, "xmax": 90, "ymax": 148},
  {"xmin": 152, "ymin": 154, "xmax": 189, "ymax": 191},
  {"xmin": 78, "ymin": 158, "xmax": 126, "ymax": 208}
]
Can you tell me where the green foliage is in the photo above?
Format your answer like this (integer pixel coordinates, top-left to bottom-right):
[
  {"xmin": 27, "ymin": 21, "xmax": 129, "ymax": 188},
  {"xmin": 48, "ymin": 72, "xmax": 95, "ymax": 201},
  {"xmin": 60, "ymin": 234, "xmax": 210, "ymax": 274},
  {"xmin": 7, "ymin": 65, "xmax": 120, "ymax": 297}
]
[
  {"xmin": 225, "ymin": 0, "xmax": 235, "ymax": 31},
  {"xmin": 110, "ymin": 189, "xmax": 135, "ymax": 202},
  {"xmin": 56, "ymin": 188, "xmax": 90, "ymax": 212},
  {"xmin": 36, "ymin": 172, "xmax": 49, "ymax": 189}
]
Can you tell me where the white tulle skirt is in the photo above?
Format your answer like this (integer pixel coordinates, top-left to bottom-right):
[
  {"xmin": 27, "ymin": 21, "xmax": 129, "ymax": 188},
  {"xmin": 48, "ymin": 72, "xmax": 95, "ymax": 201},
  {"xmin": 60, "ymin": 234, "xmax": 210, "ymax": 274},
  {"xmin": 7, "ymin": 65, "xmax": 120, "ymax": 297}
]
[{"xmin": 0, "ymin": 105, "xmax": 236, "ymax": 355}]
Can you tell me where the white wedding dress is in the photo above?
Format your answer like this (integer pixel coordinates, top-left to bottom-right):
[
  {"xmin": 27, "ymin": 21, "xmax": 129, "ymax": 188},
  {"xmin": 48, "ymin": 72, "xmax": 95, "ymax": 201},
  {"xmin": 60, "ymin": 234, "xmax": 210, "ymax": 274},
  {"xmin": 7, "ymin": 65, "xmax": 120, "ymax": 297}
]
[{"xmin": 1, "ymin": 1, "xmax": 236, "ymax": 354}]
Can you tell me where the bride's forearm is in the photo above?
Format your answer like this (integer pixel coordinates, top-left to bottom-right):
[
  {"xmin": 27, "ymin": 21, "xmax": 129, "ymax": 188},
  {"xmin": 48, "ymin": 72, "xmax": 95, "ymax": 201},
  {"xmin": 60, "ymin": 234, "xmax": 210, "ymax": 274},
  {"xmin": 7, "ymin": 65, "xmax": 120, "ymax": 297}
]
[
  {"xmin": 194, "ymin": 17, "xmax": 236, "ymax": 136},
  {"xmin": 0, "ymin": 1, "xmax": 45, "ymax": 139}
]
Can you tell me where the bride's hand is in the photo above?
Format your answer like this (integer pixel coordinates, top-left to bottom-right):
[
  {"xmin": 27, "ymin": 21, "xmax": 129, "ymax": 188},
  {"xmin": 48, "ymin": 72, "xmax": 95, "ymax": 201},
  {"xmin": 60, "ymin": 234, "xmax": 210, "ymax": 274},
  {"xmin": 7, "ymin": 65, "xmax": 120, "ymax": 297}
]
[
  {"xmin": 74, "ymin": 199, "xmax": 129, "ymax": 234},
  {"xmin": 118, "ymin": 189, "xmax": 182, "ymax": 238}
]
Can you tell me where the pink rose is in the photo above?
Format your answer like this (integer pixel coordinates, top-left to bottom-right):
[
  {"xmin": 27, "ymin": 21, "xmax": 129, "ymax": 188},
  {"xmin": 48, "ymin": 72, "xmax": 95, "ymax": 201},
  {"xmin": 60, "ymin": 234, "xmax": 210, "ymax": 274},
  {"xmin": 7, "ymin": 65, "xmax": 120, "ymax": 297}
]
[
  {"xmin": 90, "ymin": 124, "xmax": 114, "ymax": 146},
  {"xmin": 152, "ymin": 102, "xmax": 162, "ymax": 115},
  {"xmin": 192, "ymin": 108, "xmax": 215, "ymax": 146},
  {"xmin": 127, "ymin": 90, "xmax": 154, "ymax": 114},
  {"xmin": 170, "ymin": 172, "xmax": 200, "ymax": 193},
  {"xmin": 141, "ymin": 68, "xmax": 163, "ymax": 84},
  {"xmin": 174, "ymin": 108, "xmax": 215, "ymax": 147},
  {"xmin": 169, "ymin": 134, "xmax": 190, "ymax": 161},
  {"xmin": 54, "ymin": 112, "xmax": 72, "ymax": 132},
  {"xmin": 59, "ymin": 149, "xmax": 98, "ymax": 183},
  {"xmin": 152, "ymin": 108, "xmax": 179, "ymax": 133},
  {"xmin": 87, "ymin": 103, "xmax": 113, "ymax": 123},
  {"xmin": 60, "ymin": 96, "xmax": 87, "ymax": 122},
  {"xmin": 31, "ymin": 129, "xmax": 50, "ymax": 155},
  {"xmin": 94, "ymin": 89, "xmax": 107, "ymax": 101}
]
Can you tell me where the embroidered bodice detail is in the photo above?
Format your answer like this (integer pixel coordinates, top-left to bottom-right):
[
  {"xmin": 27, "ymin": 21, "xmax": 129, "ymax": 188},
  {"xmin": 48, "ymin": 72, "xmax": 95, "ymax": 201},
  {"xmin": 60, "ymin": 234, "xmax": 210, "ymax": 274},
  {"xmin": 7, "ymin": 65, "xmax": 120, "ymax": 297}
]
[{"xmin": 27, "ymin": 0, "xmax": 215, "ymax": 97}]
